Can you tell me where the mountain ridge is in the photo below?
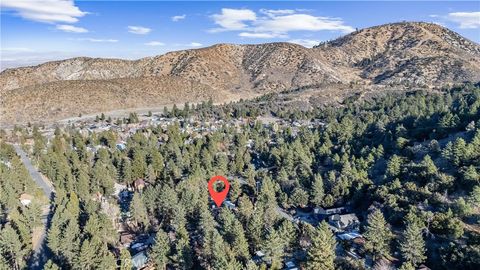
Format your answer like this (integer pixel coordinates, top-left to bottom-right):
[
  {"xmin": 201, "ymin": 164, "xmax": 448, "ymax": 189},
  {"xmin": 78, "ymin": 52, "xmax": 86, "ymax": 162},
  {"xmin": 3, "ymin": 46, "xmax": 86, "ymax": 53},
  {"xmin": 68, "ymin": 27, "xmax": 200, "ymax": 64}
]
[{"xmin": 1, "ymin": 21, "xmax": 479, "ymax": 125}]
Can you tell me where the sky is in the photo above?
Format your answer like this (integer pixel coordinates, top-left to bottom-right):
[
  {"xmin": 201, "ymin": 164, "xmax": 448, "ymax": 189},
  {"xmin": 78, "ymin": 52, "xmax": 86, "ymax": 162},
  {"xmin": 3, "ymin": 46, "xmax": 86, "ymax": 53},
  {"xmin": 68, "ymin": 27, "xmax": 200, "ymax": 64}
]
[{"xmin": 1, "ymin": 1, "xmax": 479, "ymax": 70}]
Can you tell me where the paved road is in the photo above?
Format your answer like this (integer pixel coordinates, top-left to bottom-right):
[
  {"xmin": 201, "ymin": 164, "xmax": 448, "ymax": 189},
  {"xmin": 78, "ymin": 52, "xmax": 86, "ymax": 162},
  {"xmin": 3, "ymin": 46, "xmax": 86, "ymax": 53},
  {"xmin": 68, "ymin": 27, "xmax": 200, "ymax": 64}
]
[
  {"xmin": 12, "ymin": 144, "xmax": 54, "ymax": 270},
  {"xmin": 13, "ymin": 145, "xmax": 54, "ymax": 198}
]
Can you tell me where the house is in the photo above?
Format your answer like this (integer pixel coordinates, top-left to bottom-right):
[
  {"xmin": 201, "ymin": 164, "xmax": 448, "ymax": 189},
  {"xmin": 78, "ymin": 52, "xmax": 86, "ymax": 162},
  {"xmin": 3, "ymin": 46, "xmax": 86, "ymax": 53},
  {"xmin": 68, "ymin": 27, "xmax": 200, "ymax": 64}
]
[
  {"xmin": 116, "ymin": 143, "xmax": 126, "ymax": 151},
  {"xmin": 328, "ymin": 213, "xmax": 359, "ymax": 231},
  {"xmin": 134, "ymin": 179, "xmax": 146, "ymax": 191},
  {"xmin": 120, "ymin": 232, "xmax": 135, "ymax": 248},
  {"xmin": 131, "ymin": 251, "xmax": 148, "ymax": 269},
  {"xmin": 24, "ymin": 138, "xmax": 35, "ymax": 146},
  {"xmin": 224, "ymin": 200, "xmax": 236, "ymax": 210},
  {"xmin": 314, "ymin": 207, "xmax": 346, "ymax": 216},
  {"xmin": 418, "ymin": 265, "xmax": 431, "ymax": 270},
  {"xmin": 19, "ymin": 193, "xmax": 33, "ymax": 206},
  {"xmin": 337, "ymin": 232, "xmax": 363, "ymax": 241},
  {"xmin": 253, "ymin": 250, "xmax": 266, "ymax": 264},
  {"xmin": 284, "ymin": 260, "xmax": 298, "ymax": 270}
]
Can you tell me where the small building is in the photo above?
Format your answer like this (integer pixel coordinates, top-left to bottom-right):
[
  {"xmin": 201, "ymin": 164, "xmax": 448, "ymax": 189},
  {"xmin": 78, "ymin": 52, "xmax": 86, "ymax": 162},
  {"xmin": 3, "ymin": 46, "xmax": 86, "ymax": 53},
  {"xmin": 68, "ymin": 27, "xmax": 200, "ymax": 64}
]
[
  {"xmin": 120, "ymin": 232, "xmax": 135, "ymax": 248},
  {"xmin": 131, "ymin": 251, "xmax": 148, "ymax": 269},
  {"xmin": 224, "ymin": 200, "xmax": 236, "ymax": 210},
  {"xmin": 337, "ymin": 232, "xmax": 363, "ymax": 241},
  {"xmin": 134, "ymin": 179, "xmax": 146, "ymax": 191},
  {"xmin": 19, "ymin": 193, "xmax": 33, "ymax": 206},
  {"xmin": 253, "ymin": 250, "xmax": 266, "ymax": 264},
  {"xmin": 284, "ymin": 260, "xmax": 298, "ymax": 270},
  {"xmin": 328, "ymin": 213, "xmax": 360, "ymax": 231},
  {"xmin": 116, "ymin": 143, "xmax": 126, "ymax": 151},
  {"xmin": 314, "ymin": 207, "xmax": 346, "ymax": 216},
  {"xmin": 418, "ymin": 265, "xmax": 431, "ymax": 270}
]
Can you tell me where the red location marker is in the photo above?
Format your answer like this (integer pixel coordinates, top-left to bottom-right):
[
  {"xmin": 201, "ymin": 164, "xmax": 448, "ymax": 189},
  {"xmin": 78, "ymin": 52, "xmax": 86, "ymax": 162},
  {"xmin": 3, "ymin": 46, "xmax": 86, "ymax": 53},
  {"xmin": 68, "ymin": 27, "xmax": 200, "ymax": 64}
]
[{"xmin": 208, "ymin": 175, "xmax": 230, "ymax": 207}]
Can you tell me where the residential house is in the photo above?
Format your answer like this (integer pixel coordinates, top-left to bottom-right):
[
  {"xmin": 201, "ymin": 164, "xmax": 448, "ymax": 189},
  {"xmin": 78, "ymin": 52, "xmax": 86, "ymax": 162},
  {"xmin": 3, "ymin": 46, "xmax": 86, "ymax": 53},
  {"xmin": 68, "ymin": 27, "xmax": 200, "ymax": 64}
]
[
  {"xmin": 134, "ymin": 179, "xmax": 146, "ymax": 191},
  {"xmin": 328, "ymin": 213, "xmax": 360, "ymax": 231},
  {"xmin": 132, "ymin": 251, "xmax": 148, "ymax": 269},
  {"xmin": 19, "ymin": 193, "xmax": 33, "ymax": 206},
  {"xmin": 224, "ymin": 200, "xmax": 236, "ymax": 210},
  {"xmin": 284, "ymin": 260, "xmax": 298, "ymax": 270},
  {"xmin": 314, "ymin": 207, "xmax": 346, "ymax": 216},
  {"xmin": 116, "ymin": 143, "xmax": 127, "ymax": 151}
]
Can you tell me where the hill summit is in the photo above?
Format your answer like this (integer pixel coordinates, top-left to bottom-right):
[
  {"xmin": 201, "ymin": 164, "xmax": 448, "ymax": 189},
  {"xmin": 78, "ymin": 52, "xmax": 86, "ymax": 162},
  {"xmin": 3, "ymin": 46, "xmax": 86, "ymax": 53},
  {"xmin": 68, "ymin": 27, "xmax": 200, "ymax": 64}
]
[{"xmin": 1, "ymin": 22, "xmax": 479, "ymax": 125}]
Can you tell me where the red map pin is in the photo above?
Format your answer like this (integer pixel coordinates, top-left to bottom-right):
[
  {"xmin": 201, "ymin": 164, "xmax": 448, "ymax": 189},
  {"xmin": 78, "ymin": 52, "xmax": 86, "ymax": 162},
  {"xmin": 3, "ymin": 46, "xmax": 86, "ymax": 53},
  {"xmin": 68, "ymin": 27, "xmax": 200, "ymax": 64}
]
[{"xmin": 208, "ymin": 175, "xmax": 230, "ymax": 207}]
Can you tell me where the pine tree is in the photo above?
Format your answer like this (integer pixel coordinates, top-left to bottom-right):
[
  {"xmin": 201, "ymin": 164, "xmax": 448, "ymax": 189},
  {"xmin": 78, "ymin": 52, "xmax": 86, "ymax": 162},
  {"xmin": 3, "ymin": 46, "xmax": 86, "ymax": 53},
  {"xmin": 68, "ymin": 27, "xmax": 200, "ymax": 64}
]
[
  {"xmin": 231, "ymin": 220, "xmax": 249, "ymax": 263},
  {"xmin": 43, "ymin": 260, "xmax": 60, "ymax": 270},
  {"xmin": 311, "ymin": 173, "xmax": 324, "ymax": 207},
  {"xmin": 400, "ymin": 222, "xmax": 426, "ymax": 266},
  {"xmin": 386, "ymin": 155, "xmax": 402, "ymax": 178},
  {"xmin": 364, "ymin": 209, "xmax": 394, "ymax": 261},
  {"xmin": 130, "ymin": 192, "xmax": 149, "ymax": 229},
  {"xmin": 261, "ymin": 229, "xmax": 285, "ymax": 269},
  {"xmin": 0, "ymin": 225, "xmax": 27, "ymax": 270},
  {"xmin": 150, "ymin": 229, "xmax": 170, "ymax": 269},
  {"xmin": 119, "ymin": 249, "xmax": 132, "ymax": 270},
  {"xmin": 307, "ymin": 222, "xmax": 336, "ymax": 270},
  {"xmin": 175, "ymin": 237, "xmax": 193, "ymax": 270}
]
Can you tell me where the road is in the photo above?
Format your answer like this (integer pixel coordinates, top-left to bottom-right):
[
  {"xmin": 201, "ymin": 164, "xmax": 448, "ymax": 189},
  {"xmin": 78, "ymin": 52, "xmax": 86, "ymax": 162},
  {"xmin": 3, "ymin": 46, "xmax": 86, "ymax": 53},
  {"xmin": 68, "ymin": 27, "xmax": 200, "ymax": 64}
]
[
  {"xmin": 13, "ymin": 145, "xmax": 54, "ymax": 198},
  {"xmin": 12, "ymin": 144, "xmax": 54, "ymax": 270}
]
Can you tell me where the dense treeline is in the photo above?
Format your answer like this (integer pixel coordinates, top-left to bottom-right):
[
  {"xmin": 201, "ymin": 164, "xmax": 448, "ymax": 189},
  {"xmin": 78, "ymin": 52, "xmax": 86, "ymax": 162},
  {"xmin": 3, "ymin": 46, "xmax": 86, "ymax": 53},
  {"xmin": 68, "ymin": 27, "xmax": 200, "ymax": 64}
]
[
  {"xmin": 3, "ymin": 85, "xmax": 480, "ymax": 269},
  {"xmin": 0, "ymin": 143, "xmax": 42, "ymax": 269}
]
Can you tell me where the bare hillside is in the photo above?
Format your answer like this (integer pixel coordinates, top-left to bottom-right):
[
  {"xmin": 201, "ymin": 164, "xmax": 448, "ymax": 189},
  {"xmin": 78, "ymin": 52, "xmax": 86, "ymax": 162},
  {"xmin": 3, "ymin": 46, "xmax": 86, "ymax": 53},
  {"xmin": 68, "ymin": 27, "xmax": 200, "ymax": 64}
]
[{"xmin": 1, "ymin": 22, "xmax": 479, "ymax": 125}]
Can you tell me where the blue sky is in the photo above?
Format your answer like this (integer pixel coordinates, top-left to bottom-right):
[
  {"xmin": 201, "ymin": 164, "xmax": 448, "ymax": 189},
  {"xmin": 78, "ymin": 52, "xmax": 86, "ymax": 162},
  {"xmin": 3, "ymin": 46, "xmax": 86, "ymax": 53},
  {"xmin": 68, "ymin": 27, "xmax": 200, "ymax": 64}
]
[{"xmin": 1, "ymin": 1, "xmax": 479, "ymax": 70}]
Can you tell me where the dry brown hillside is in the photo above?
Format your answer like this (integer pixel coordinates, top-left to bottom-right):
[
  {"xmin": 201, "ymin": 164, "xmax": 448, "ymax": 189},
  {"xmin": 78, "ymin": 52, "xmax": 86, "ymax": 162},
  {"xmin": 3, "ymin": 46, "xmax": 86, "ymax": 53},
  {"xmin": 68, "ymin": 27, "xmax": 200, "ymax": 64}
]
[{"xmin": 1, "ymin": 22, "xmax": 479, "ymax": 125}]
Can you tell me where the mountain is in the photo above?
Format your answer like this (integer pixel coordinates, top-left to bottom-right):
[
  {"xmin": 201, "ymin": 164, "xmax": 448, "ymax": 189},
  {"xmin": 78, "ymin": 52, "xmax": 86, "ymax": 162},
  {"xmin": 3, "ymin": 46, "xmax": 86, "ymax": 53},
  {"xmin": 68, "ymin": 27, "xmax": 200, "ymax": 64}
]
[{"xmin": 1, "ymin": 22, "xmax": 479, "ymax": 125}]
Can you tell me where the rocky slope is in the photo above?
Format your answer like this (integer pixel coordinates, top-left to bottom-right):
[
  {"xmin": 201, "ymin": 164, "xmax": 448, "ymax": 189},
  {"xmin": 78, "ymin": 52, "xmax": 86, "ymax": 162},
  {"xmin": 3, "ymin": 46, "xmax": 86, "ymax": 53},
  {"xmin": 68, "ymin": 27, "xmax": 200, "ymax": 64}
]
[{"xmin": 1, "ymin": 22, "xmax": 479, "ymax": 125}]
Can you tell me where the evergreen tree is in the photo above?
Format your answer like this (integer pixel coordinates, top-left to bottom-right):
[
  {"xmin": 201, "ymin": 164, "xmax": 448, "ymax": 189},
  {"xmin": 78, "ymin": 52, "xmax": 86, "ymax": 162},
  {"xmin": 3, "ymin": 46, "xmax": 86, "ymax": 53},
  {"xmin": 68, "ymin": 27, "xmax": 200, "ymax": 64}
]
[
  {"xmin": 0, "ymin": 225, "xmax": 27, "ymax": 270},
  {"xmin": 130, "ymin": 192, "xmax": 149, "ymax": 229},
  {"xmin": 400, "ymin": 221, "xmax": 426, "ymax": 266},
  {"xmin": 261, "ymin": 229, "xmax": 285, "ymax": 269},
  {"xmin": 43, "ymin": 260, "xmax": 61, "ymax": 270},
  {"xmin": 307, "ymin": 222, "xmax": 336, "ymax": 270},
  {"xmin": 150, "ymin": 229, "xmax": 170, "ymax": 269},
  {"xmin": 311, "ymin": 173, "xmax": 325, "ymax": 207},
  {"xmin": 119, "ymin": 249, "xmax": 132, "ymax": 270},
  {"xmin": 364, "ymin": 209, "xmax": 394, "ymax": 261}
]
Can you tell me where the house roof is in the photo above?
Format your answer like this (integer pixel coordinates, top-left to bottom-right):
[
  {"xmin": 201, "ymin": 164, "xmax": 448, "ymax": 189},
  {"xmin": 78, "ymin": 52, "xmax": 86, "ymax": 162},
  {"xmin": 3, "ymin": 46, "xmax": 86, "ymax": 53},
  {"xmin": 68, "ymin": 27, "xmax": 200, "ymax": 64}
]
[
  {"xmin": 19, "ymin": 193, "xmax": 33, "ymax": 201},
  {"xmin": 338, "ymin": 232, "xmax": 363, "ymax": 241},
  {"xmin": 134, "ymin": 179, "xmax": 145, "ymax": 187},
  {"xmin": 132, "ymin": 251, "xmax": 148, "ymax": 268}
]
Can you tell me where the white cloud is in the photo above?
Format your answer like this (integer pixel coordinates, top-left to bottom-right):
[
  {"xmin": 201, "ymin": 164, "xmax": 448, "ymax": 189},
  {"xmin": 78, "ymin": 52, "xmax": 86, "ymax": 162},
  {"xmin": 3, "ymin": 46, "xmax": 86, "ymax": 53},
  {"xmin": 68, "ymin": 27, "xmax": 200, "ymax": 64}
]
[
  {"xmin": 446, "ymin": 12, "xmax": 480, "ymax": 29},
  {"xmin": 260, "ymin": 9, "xmax": 295, "ymax": 17},
  {"xmin": 189, "ymin": 42, "xmax": 203, "ymax": 47},
  {"xmin": 288, "ymin": 39, "xmax": 321, "ymax": 48},
  {"xmin": 56, "ymin": 24, "xmax": 88, "ymax": 33},
  {"xmin": 0, "ymin": 47, "xmax": 34, "ymax": 52},
  {"xmin": 172, "ymin": 14, "xmax": 186, "ymax": 22},
  {"xmin": 210, "ymin": 8, "xmax": 257, "ymax": 32},
  {"xmin": 127, "ymin": 26, "xmax": 152, "ymax": 35},
  {"xmin": 0, "ymin": 0, "xmax": 87, "ymax": 23},
  {"xmin": 255, "ymin": 14, "xmax": 355, "ymax": 34},
  {"xmin": 144, "ymin": 41, "xmax": 165, "ymax": 46},
  {"xmin": 239, "ymin": 32, "xmax": 286, "ymax": 39},
  {"xmin": 210, "ymin": 8, "xmax": 354, "ymax": 39},
  {"xmin": 77, "ymin": 38, "xmax": 118, "ymax": 43}
]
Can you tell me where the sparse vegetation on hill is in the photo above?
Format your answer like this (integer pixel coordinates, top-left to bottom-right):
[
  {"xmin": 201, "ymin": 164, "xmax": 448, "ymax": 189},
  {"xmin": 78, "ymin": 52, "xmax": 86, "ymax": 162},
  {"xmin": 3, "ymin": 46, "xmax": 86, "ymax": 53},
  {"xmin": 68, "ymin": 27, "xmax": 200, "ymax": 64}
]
[{"xmin": 1, "ymin": 22, "xmax": 479, "ymax": 125}]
